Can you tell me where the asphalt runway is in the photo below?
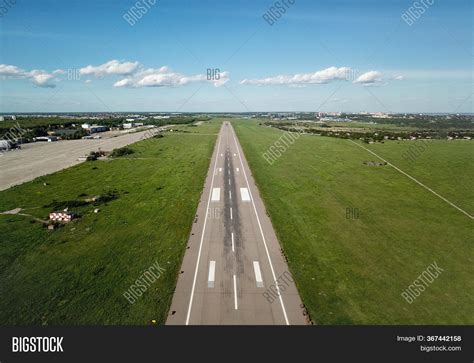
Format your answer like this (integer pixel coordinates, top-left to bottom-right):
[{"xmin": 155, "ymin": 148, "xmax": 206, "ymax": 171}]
[{"xmin": 167, "ymin": 122, "xmax": 307, "ymax": 325}]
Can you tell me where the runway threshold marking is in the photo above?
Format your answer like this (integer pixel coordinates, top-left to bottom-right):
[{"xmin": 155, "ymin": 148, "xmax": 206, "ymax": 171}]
[
  {"xmin": 208, "ymin": 261, "xmax": 216, "ymax": 288},
  {"xmin": 233, "ymin": 275, "xmax": 238, "ymax": 310},
  {"xmin": 211, "ymin": 187, "xmax": 220, "ymax": 202},
  {"xmin": 231, "ymin": 126, "xmax": 290, "ymax": 325},
  {"xmin": 253, "ymin": 261, "xmax": 264, "ymax": 288},
  {"xmin": 185, "ymin": 126, "xmax": 223, "ymax": 325}
]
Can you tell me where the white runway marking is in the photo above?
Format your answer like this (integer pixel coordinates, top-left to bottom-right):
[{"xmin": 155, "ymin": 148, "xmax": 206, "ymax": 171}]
[
  {"xmin": 231, "ymin": 232, "xmax": 235, "ymax": 252},
  {"xmin": 208, "ymin": 261, "xmax": 216, "ymax": 288},
  {"xmin": 231, "ymin": 126, "xmax": 290, "ymax": 325},
  {"xmin": 211, "ymin": 187, "xmax": 220, "ymax": 202},
  {"xmin": 348, "ymin": 140, "xmax": 473, "ymax": 220},
  {"xmin": 240, "ymin": 187, "xmax": 251, "ymax": 201},
  {"xmin": 221, "ymin": 153, "xmax": 223, "ymax": 157},
  {"xmin": 236, "ymin": 168, "xmax": 239, "ymax": 172},
  {"xmin": 233, "ymin": 153, "xmax": 236, "ymax": 157},
  {"xmin": 228, "ymin": 179, "xmax": 231, "ymax": 185},
  {"xmin": 230, "ymin": 207, "xmax": 233, "ymax": 220},
  {"xmin": 233, "ymin": 275, "xmax": 238, "ymax": 310},
  {"xmin": 228, "ymin": 169, "xmax": 230, "ymax": 175},
  {"xmin": 186, "ymin": 127, "xmax": 223, "ymax": 325},
  {"xmin": 229, "ymin": 190, "xmax": 232, "ymax": 199},
  {"xmin": 253, "ymin": 261, "xmax": 264, "ymax": 288},
  {"xmin": 219, "ymin": 168, "xmax": 222, "ymax": 172}
]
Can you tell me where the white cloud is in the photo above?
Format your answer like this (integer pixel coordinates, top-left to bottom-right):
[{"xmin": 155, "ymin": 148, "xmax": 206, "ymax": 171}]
[
  {"xmin": 212, "ymin": 71, "xmax": 230, "ymax": 87},
  {"xmin": 329, "ymin": 98, "xmax": 348, "ymax": 103},
  {"xmin": 0, "ymin": 64, "xmax": 26, "ymax": 77},
  {"xmin": 0, "ymin": 64, "xmax": 57, "ymax": 87},
  {"xmin": 392, "ymin": 75, "xmax": 404, "ymax": 81},
  {"xmin": 79, "ymin": 60, "xmax": 139, "ymax": 77},
  {"xmin": 240, "ymin": 67, "xmax": 352, "ymax": 86},
  {"xmin": 114, "ymin": 67, "xmax": 229, "ymax": 88},
  {"xmin": 0, "ymin": 61, "xmax": 230, "ymax": 89},
  {"xmin": 353, "ymin": 71, "xmax": 384, "ymax": 85},
  {"xmin": 27, "ymin": 70, "xmax": 56, "ymax": 88},
  {"xmin": 113, "ymin": 78, "xmax": 134, "ymax": 87}
]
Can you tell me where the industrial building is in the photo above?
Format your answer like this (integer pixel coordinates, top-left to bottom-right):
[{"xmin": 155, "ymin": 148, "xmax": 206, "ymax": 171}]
[
  {"xmin": 123, "ymin": 122, "xmax": 144, "ymax": 129},
  {"xmin": 81, "ymin": 124, "xmax": 109, "ymax": 134}
]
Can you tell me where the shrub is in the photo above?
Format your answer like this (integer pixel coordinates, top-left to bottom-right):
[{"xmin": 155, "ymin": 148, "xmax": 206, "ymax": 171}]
[{"xmin": 111, "ymin": 146, "xmax": 134, "ymax": 157}]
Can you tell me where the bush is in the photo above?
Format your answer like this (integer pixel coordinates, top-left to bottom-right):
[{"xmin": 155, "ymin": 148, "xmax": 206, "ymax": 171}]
[
  {"xmin": 111, "ymin": 147, "xmax": 134, "ymax": 157},
  {"xmin": 87, "ymin": 151, "xmax": 99, "ymax": 161}
]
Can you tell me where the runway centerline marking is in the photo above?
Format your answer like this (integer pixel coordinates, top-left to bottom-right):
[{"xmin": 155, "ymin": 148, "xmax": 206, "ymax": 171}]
[
  {"xmin": 236, "ymin": 168, "xmax": 239, "ymax": 172},
  {"xmin": 230, "ymin": 207, "xmax": 233, "ymax": 220},
  {"xmin": 231, "ymin": 125, "xmax": 290, "ymax": 325},
  {"xmin": 253, "ymin": 261, "xmax": 264, "ymax": 288},
  {"xmin": 185, "ymin": 126, "xmax": 222, "ymax": 325},
  {"xmin": 208, "ymin": 261, "xmax": 216, "ymax": 288},
  {"xmin": 233, "ymin": 275, "xmax": 238, "ymax": 310},
  {"xmin": 229, "ymin": 190, "xmax": 232, "ymax": 199},
  {"xmin": 231, "ymin": 232, "xmax": 235, "ymax": 252}
]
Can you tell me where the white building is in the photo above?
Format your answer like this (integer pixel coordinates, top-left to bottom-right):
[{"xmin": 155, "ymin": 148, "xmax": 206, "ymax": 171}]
[{"xmin": 123, "ymin": 122, "xmax": 144, "ymax": 129}]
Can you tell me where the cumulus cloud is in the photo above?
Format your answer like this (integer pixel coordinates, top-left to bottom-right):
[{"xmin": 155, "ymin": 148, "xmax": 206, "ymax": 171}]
[
  {"xmin": 240, "ymin": 67, "xmax": 352, "ymax": 86},
  {"xmin": 0, "ymin": 60, "xmax": 230, "ymax": 89},
  {"xmin": 79, "ymin": 60, "xmax": 139, "ymax": 77},
  {"xmin": 353, "ymin": 71, "xmax": 384, "ymax": 85},
  {"xmin": 0, "ymin": 64, "xmax": 57, "ymax": 87},
  {"xmin": 114, "ymin": 67, "xmax": 229, "ymax": 88},
  {"xmin": 27, "ymin": 70, "xmax": 56, "ymax": 88},
  {"xmin": 0, "ymin": 64, "xmax": 25, "ymax": 77}
]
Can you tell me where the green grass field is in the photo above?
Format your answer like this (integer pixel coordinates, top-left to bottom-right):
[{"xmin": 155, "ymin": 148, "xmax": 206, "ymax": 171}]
[
  {"xmin": 0, "ymin": 121, "xmax": 219, "ymax": 325},
  {"xmin": 233, "ymin": 120, "xmax": 473, "ymax": 324}
]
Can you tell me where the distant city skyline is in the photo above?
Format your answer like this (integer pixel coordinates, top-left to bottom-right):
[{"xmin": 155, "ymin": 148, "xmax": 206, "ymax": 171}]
[{"xmin": 0, "ymin": 0, "xmax": 472, "ymax": 113}]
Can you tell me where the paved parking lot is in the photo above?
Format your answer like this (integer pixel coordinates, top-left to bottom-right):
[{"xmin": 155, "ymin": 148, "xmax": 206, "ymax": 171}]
[{"xmin": 0, "ymin": 129, "xmax": 156, "ymax": 191}]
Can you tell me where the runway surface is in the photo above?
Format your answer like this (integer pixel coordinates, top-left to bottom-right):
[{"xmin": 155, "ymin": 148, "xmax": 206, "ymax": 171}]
[{"xmin": 167, "ymin": 122, "xmax": 307, "ymax": 325}]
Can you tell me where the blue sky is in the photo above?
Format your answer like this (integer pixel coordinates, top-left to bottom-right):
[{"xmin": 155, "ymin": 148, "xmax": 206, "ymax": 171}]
[{"xmin": 0, "ymin": 0, "xmax": 472, "ymax": 112}]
